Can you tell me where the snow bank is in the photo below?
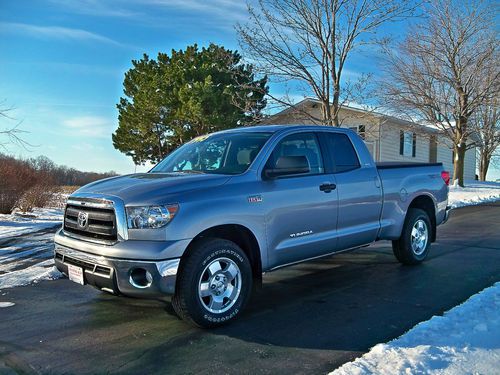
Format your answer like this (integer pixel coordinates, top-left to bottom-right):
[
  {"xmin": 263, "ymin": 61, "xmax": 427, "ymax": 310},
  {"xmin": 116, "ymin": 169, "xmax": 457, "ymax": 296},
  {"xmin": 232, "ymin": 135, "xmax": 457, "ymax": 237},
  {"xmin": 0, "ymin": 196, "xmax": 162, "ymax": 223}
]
[
  {"xmin": 448, "ymin": 180, "xmax": 500, "ymax": 209},
  {"xmin": 0, "ymin": 259, "xmax": 62, "ymax": 290},
  {"xmin": 331, "ymin": 282, "xmax": 500, "ymax": 375},
  {"xmin": 0, "ymin": 207, "xmax": 63, "ymax": 240}
]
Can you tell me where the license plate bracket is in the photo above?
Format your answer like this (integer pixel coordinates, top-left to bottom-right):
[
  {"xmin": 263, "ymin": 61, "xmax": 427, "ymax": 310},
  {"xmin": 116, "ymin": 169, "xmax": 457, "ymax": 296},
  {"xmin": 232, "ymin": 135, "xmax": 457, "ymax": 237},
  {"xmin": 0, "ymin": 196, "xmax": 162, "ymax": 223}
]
[{"xmin": 68, "ymin": 264, "xmax": 85, "ymax": 285}]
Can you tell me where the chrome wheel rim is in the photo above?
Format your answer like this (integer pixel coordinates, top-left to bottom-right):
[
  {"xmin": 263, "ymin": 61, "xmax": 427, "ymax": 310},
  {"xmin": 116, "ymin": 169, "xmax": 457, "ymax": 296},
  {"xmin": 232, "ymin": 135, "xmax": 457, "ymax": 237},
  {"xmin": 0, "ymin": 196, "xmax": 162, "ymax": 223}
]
[
  {"xmin": 198, "ymin": 257, "xmax": 242, "ymax": 314},
  {"xmin": 411, "ymin": 219, "xmax": 428, "ymax": 256}
]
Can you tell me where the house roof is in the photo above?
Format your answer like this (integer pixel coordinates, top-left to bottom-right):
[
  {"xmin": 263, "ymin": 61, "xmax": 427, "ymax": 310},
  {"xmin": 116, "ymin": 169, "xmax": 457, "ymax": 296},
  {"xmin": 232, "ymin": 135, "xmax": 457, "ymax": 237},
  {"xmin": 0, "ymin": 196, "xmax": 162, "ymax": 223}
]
[{"xmin": 268, "ymin": 97, "xmax": 441, "ymax": 134}]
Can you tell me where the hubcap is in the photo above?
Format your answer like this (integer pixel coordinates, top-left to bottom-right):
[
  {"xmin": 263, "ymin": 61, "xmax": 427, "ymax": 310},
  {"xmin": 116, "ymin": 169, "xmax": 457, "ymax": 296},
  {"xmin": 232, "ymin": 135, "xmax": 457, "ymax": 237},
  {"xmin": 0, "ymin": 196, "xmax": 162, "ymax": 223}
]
[
  {"xmin": 411, "ymin": 219, "xmax": 428, "ymax": 256},
  {"xmin": 198, "ymin": 257, "xmax": 242, "ymax": 314}
]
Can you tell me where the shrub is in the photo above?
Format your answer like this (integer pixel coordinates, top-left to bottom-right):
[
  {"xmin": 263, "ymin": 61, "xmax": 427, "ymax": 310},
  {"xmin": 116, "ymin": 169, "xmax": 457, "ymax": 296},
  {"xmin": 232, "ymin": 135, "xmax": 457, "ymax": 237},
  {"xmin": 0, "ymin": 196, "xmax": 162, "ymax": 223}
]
[
  {"xmin": 16, "ymin": 184, "xmax": 61, "ymax": 213},
  {"xmin": 0, "ymin": 155, "xmax": 40, "ymax": 213}
]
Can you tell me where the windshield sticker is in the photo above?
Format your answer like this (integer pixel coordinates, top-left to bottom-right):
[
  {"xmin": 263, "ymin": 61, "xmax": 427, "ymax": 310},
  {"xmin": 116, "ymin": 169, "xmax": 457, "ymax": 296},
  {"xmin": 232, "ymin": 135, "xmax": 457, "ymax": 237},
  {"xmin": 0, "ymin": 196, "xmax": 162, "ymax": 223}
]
[{"xmin": 190, "ymin": 135, "xmax": 210, "ymax": 143}]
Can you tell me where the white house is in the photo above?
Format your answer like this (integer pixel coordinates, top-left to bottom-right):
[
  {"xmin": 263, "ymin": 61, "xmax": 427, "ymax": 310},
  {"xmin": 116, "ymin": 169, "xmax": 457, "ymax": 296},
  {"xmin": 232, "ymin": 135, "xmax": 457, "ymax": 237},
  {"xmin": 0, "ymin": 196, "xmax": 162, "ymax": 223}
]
[{"xmin": 265, "ymin": 98, "xmax": 476, "ymax": 180}]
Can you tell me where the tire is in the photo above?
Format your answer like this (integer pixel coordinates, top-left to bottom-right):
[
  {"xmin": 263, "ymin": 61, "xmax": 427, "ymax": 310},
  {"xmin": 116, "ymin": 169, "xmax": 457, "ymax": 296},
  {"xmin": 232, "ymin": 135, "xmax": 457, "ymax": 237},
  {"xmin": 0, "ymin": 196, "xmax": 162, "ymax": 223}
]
[
  {"xmin": 392, "ymin": 208, "xmax": 432, "ymax": 265},
  {"xmin": 172, "ymin": 238, "xmax": 253, "ymax": 328}
]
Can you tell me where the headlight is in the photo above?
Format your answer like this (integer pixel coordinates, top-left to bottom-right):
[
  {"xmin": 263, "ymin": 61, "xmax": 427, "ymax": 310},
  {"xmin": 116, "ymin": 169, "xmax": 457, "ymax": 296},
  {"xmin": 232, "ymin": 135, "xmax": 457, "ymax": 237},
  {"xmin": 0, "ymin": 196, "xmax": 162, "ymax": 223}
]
[{"xmin": 126, "ymin": 204, "xmax": 179, "ymax": 229}]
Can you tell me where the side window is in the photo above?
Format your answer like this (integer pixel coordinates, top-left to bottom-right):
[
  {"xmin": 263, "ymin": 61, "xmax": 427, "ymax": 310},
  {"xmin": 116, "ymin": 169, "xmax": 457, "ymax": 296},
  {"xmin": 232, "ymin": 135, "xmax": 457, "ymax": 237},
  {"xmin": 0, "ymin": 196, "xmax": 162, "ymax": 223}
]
[
  {"xmin": 267, "ymin": 132, "xmax": 324, "ymax": 175},
  {"xmin": 326, "ymin": 133, "xmax": 360, "ymax": 173}
]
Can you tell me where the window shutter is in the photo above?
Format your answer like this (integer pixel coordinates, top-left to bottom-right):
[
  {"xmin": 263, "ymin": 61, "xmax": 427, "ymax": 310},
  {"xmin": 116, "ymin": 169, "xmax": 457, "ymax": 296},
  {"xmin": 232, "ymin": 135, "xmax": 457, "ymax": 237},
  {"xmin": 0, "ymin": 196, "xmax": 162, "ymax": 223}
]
[
  {"xmin": 399, "ymin": 130, "xmax": 404, "ymax": 155},
  {"xmin": 412, "ymin": 133, "xmax": 417, "ymax": 157}
]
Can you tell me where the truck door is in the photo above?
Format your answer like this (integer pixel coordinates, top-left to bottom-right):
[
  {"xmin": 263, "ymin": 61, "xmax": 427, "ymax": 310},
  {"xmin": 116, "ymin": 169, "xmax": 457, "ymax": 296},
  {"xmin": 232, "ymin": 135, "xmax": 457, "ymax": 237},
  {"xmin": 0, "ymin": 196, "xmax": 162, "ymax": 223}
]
[
  {"xmin": 321, "ymin": 132, "xmax": 383, "ymax": 250},
  {"xmin": 262, "ymin": 132, "xmax": 339, "ymax": 268}
]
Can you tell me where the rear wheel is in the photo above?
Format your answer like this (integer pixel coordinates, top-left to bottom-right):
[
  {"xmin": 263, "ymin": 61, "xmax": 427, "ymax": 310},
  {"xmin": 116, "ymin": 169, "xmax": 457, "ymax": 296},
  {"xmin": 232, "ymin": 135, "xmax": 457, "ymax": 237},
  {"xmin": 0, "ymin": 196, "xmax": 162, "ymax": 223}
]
[
  {"xmin": 172, "ymin": 238, "xmax": 253, "ymax": 328},
  {"xmin": 392, "ymin": 208, "xmax": 432, "ymax": 265}
]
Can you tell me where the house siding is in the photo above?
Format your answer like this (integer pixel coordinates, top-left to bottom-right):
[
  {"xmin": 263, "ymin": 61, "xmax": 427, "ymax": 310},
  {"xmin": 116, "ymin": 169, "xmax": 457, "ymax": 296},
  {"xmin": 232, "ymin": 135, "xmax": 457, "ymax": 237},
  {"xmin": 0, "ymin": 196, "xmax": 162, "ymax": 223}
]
[{"xmin": 266, "ymin": 100, "xmax": 477, "ymax": 180}]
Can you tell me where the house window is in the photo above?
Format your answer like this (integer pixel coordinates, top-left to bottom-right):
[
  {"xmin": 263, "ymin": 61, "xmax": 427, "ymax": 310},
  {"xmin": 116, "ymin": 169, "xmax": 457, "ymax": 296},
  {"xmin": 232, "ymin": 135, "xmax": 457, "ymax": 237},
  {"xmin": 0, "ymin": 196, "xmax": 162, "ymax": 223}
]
[
  {"xmin": 400, "ymin": 130, "xmax": 416, "ymax": 157},
  {"xmin": 349, "ymin": 125, "xmax": 366, "ymax": 140}
]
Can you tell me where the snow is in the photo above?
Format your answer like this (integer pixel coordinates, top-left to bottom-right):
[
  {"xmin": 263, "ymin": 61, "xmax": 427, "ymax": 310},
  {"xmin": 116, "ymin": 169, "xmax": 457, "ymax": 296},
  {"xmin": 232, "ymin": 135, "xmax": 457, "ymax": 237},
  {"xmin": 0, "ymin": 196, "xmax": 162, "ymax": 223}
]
[
  {"xmin": 0, "ymin": 207, "xmax": 64, "ymax": 290},
  {"xmin": 448, "ymin": 180, "xmax": 500, "ymax": 209},
  {"xmin": 0, "ymin": 207, "xmax": 63, "ymax": 240},
  {"xmin": 0, "ymin": 259, "xmax": 62, "ymax": 290},
  {"xmin": 331, "ymin": 282, "xmax": 500, "ymax": 375}
]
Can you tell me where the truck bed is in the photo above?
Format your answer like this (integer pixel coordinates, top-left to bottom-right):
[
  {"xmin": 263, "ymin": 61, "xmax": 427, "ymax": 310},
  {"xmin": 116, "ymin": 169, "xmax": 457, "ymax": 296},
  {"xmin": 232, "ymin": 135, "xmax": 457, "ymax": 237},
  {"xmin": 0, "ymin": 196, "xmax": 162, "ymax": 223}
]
[{"xmin": 376, "ymin": 162, "xmax": 443, "ymax": 169}]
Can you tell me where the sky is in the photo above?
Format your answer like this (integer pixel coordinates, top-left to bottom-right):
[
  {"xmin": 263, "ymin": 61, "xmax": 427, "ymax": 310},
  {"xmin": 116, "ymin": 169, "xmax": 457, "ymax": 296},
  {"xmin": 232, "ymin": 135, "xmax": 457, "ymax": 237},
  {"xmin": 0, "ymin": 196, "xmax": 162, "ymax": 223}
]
[{"xmin": 0, "ymin": 0, "xmax": 498, "ymax": 180}]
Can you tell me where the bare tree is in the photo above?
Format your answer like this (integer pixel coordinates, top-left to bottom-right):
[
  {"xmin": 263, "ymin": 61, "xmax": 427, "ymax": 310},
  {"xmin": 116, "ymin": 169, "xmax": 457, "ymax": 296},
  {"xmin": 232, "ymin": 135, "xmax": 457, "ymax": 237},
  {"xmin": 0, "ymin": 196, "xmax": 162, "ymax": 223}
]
[
  {"xmin": 381, "ymin": 0, "xmax": 499, "ymax": 186},
  {"xmin": 236, "ymin": 0, "xmax": 420, "ymax": 126},
  {"xmin": 0, "ymin": 102, "xmax": 31, "ymax": 150},
  {"xmin": 472, "ymin": 99, "xmax": 499, "ymax": 180}
]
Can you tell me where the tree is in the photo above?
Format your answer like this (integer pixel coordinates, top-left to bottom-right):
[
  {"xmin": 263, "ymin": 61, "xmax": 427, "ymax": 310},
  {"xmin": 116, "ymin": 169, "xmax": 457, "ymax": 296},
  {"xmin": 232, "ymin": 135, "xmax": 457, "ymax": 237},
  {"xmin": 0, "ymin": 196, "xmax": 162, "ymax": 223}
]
[
  {"xmin": 472, "ymin": 99, "xmax": 499, "ymax": 181},
  {"xmin": 236, "ymin": 0, "xmax": 420, "ymax": 126},
  {"xmin": 113, "ymin": 44, "xmax": 268, "ymax": 165},
  {"xmin": 381, "ymin": 0, "xmax": 499, "ymax": 186},
  {"xmin": 0, "ymin": 102, "xmax": 30, "ymax": 150}
]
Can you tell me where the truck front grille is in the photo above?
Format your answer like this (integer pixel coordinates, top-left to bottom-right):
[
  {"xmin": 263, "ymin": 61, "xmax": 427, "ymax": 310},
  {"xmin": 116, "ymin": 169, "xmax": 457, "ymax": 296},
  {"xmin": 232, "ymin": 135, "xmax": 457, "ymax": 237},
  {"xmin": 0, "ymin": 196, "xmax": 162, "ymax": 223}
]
[{"xmin": 64, "ymin": 203, "xmax": 117, "ymax": 242}]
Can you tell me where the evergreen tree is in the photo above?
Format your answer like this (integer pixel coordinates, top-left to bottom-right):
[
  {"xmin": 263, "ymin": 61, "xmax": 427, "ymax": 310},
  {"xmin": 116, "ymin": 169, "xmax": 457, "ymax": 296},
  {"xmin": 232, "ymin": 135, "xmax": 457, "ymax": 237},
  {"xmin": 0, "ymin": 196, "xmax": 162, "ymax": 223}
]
[{"xmin": 113, "ymin": 44, "xmax": 268, "ymax": 165}]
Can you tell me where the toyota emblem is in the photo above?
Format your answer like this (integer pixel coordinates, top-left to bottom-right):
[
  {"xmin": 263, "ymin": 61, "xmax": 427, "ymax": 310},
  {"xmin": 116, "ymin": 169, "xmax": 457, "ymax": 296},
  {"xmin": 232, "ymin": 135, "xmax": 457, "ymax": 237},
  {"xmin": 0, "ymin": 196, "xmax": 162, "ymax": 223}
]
[{"xmin": 77, "ymin": 211, "xmax": 89, "ymax": 229}]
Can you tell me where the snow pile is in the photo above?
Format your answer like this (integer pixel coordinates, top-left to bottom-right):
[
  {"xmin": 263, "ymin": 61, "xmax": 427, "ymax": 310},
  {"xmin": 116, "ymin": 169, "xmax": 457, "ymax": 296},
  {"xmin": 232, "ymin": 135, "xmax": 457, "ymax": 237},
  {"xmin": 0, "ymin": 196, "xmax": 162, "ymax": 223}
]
[
  {"xmin": 0, "ymin": 259, "xmax": 62, "ymax": 290},
  {"xmin": 331, "ymin": 282, "xmax": 500, "ymax": 375},
  {"xmin": 448, "ymin": 180, "xmax": 500, "ymax": 209},
  {"xmin": 0, "ymin": 207, "xmax": 63, "ymax": 240}
]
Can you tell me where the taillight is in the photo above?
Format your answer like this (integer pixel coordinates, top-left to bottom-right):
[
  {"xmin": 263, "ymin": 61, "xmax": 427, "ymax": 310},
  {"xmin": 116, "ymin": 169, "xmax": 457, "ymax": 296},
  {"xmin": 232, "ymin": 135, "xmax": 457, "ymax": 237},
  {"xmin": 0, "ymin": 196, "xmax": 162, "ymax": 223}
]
[{"xmin": 441, "ymin": 171, "xmax": 450, "ymax": 186}]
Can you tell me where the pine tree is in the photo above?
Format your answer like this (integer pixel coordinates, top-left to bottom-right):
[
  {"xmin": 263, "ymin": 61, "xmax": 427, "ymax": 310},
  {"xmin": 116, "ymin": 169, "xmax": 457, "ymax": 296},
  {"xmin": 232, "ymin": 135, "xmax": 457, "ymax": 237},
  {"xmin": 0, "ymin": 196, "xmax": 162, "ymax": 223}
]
[{"xmin": 113, "ymin": 44, "xmax": 268, "ymax": 165}]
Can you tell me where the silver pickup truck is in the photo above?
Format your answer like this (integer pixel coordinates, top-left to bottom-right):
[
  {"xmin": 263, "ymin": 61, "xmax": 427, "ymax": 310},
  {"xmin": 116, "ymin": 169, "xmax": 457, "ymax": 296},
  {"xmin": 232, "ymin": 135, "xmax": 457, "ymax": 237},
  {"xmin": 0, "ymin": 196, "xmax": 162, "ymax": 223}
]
[{"xmin": 54, "ymin": 125, "xmax": 450, "ymax": 327}]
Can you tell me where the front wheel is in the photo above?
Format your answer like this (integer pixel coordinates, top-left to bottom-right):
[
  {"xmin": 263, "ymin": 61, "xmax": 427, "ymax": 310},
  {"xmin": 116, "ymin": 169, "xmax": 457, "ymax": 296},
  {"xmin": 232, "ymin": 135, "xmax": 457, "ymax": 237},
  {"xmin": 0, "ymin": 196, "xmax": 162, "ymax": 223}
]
[
  {"xmin": 172, "ymin": 238, "xmax": 253, "ymax": 328},
  {"xmin": 392, "ymin": 208, "xmax": 432, "ymax": 265}
]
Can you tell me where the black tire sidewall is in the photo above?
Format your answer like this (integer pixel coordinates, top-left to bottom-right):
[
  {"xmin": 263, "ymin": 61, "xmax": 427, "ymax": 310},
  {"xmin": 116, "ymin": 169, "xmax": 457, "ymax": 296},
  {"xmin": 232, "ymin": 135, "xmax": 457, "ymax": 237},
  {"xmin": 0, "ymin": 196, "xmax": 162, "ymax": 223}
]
[{"xmin": 179, "ymin": 239, "xmax": 252, "ymax": 327}]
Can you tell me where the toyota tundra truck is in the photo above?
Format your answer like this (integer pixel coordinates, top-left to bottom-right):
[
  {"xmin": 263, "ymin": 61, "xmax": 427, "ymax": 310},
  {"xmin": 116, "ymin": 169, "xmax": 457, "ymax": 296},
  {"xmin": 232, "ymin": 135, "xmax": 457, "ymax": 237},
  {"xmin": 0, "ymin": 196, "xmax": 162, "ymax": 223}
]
[{"xmin": 54, "ymin": 125, "xmax": 451, "ymax": 327}]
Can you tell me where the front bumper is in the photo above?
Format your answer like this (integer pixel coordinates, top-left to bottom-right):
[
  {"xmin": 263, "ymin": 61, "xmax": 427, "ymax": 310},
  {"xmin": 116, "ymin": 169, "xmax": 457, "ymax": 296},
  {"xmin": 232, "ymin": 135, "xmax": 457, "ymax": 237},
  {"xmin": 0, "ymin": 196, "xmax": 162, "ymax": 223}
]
[{"xmin": 54, "ymin": 243, "xmax": 180, "ymax": 298}]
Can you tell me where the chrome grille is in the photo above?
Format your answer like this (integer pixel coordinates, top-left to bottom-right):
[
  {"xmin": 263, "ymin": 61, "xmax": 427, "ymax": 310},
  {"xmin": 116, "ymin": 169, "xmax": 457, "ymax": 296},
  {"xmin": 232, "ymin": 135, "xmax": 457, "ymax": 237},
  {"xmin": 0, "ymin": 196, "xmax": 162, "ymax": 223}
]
[{"xmin": 64, "ymin": 203, "xmax": 117, "ymax": 242}]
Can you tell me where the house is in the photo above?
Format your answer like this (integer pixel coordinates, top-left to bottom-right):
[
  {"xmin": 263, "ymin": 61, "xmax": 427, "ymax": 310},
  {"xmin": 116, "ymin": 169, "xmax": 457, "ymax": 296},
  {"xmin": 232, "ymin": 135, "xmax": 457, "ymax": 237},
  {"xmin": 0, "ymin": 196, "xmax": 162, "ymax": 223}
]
[{"xmin": 265, "ymin": 98, "xmax": 476, "ymax": 180}]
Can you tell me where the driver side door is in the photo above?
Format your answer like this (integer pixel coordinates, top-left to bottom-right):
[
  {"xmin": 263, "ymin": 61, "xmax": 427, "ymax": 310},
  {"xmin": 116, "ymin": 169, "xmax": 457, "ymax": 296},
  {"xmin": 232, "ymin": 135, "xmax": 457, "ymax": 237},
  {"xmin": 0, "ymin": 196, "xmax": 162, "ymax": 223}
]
[{"xmin": 261, "ymin": 132, "xmax": 339, "ymax": 269}]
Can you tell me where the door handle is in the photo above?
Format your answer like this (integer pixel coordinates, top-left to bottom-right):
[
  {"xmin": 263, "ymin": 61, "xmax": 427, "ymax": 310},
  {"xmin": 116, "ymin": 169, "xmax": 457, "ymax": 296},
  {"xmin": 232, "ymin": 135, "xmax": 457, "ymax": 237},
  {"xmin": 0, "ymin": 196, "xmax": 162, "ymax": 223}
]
[{"xmin": 319, "ymin": 183, "xmax": 336, "ymax": 193}]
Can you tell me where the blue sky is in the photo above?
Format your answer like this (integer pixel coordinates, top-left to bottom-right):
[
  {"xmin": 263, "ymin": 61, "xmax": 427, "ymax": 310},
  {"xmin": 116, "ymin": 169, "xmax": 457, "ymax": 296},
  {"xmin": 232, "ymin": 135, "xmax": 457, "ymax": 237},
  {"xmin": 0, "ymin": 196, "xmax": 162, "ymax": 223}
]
[{"xmin": 0, "ymin": 0, "xmax": 498, "ymax": 180}]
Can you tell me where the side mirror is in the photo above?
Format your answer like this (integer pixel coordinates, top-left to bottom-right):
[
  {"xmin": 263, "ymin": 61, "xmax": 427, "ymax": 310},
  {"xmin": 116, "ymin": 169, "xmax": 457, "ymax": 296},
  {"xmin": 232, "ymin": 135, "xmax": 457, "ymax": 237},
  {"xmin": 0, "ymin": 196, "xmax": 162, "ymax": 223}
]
[{"xmin": 263, "ymin": 155, "xmax": 310, "ymax": 179}]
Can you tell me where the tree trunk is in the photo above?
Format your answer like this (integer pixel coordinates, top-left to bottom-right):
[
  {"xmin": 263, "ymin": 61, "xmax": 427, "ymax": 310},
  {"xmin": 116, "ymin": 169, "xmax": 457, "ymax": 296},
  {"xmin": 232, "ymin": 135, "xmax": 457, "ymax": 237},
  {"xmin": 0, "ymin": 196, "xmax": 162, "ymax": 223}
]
[
  {"xmin": 332, "ymin": 83, "xmax": 340, "ymax": 127},
  {"xmin": 452, "ymin": 143, "xmax": 466, "ymax": 187},
  {"xmin": 479, "ymin": 152, "xmax": 490, "ymax": 181}
]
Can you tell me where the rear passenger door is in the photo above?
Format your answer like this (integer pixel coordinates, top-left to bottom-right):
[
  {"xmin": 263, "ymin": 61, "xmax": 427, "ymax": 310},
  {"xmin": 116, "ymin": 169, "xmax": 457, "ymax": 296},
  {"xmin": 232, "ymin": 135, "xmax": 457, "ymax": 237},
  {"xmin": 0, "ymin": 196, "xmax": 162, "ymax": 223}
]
[{"xmin": 321, "ymin": 132, "xmax": 383, "ymax": 250}]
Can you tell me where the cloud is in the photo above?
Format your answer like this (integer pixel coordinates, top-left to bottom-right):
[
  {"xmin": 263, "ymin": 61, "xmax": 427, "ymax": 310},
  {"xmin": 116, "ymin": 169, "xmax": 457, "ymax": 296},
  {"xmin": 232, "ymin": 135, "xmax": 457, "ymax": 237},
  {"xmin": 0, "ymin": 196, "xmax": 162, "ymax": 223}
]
[
  {"xmin": 49, "ymin": 0, "xmax": 141, "ymax": 18},
  {"xmin": 62, "ymin": 116, "xmax": 115, "ymax": 138},
  {"xmin": 143, "ymin": 0, "xmax": 248, "ymax": 22},
  {"xmin": 0, "ymin": 22, "xmax": 127, "ymax": 47}
]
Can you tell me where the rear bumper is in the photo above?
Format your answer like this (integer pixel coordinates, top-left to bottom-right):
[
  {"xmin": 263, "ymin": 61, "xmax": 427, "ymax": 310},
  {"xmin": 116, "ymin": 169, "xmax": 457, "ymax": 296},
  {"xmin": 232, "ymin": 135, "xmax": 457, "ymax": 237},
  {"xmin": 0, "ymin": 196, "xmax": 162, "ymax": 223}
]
[
  {"xmin": 54, "ymin": 243, "xmax": 180, "ymax": 298},
  {"xmin": 441, "ymin": 205, "xmax": 452, "ymax": 224}
]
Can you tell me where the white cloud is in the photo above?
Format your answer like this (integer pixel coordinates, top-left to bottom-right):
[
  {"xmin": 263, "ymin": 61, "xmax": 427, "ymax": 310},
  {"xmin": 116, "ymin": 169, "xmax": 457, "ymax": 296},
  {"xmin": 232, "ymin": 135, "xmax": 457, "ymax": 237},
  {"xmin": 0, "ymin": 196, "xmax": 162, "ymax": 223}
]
[
  {"xmin": 62, "ymin": 116, "xmax": 115, "ymax": 138},
  {"xmin": 49, "ymin": 0, "xmax": 140, "ymax": 18},
  {"xmin": 0, "ymin": 22, "xmax": 127, "ymax": 47},
  {"xmin": 144, "ymin": 0, "xmax": 248, "ymax": 22}
]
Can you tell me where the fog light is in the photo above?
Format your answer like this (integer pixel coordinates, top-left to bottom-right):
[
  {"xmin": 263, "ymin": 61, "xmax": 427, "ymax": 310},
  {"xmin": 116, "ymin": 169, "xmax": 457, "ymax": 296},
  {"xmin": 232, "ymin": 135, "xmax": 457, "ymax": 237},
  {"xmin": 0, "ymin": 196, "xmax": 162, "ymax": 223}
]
[{"xmin": 129, "ymin": 268, "xmax": 153, "ymax": 289}]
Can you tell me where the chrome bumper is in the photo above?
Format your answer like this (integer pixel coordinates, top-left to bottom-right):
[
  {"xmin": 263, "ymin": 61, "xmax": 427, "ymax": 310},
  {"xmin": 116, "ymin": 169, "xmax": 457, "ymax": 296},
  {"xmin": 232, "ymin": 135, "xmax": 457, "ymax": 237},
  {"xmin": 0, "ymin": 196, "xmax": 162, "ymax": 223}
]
[{"xmin": 54, "ymin": 243, "xmax": 180, "ymax": 298}]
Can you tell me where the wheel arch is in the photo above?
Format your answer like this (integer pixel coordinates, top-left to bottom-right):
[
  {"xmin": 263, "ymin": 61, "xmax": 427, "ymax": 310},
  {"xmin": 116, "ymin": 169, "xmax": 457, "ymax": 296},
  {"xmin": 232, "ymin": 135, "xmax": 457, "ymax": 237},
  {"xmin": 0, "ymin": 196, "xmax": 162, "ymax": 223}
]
[
  {"xmin": 407, "ymin": 194, "xmax": 437, "ymax": 242},
  {"xmin": 180, "ymin": 224, "xmax": 263, "ymax": 284}
]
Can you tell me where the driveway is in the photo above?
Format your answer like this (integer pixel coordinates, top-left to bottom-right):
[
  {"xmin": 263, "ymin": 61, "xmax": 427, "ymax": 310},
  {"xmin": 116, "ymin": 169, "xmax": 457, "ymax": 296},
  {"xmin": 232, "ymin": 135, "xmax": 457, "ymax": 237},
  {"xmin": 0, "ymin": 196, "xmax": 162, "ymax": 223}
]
[{"xmin": 1, "ymin": 202, "xmax": 499, "ymax": 374}]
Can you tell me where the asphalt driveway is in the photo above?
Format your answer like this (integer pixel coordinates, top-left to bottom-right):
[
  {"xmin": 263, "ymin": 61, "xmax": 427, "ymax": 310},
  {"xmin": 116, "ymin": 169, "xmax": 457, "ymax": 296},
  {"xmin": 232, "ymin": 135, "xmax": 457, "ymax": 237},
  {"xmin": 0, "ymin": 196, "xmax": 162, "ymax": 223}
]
[{"xmin": 1, "ymin": 202, "xmax": 499, "ymax": 374}]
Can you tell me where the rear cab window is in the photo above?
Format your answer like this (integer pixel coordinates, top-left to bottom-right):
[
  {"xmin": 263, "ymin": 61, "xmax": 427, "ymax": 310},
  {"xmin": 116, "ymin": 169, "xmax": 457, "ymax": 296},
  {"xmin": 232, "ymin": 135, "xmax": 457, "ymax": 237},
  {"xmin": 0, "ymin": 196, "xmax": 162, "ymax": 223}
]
[{"xmin": 322, "ymin": 133, "xmax": 360, "ymax": 173}]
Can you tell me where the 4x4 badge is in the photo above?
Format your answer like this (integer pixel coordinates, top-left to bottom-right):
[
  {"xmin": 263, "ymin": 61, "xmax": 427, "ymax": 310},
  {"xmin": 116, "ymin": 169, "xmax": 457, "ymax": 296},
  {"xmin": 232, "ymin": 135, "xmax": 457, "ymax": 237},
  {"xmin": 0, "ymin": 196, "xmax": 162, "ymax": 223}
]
[{"xmin": 248, "ymin": 195, "xmax": 263, "ymax": 203}]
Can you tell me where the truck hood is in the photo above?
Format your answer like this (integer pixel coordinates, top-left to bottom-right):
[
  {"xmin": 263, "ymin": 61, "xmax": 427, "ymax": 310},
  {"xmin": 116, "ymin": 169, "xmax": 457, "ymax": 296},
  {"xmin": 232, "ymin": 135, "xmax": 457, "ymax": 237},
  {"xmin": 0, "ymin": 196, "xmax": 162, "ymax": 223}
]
[{"xmin": 74, "ymin": 172, "xmax": 231, "ymax": 204}]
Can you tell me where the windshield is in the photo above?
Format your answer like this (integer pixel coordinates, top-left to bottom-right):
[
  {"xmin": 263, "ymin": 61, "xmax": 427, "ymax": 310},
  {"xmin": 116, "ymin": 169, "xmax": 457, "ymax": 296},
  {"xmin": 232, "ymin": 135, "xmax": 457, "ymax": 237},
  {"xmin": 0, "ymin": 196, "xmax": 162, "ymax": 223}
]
[{"xmin": 150, "ymin": 132, "xmax": 272, "ymax": 175}]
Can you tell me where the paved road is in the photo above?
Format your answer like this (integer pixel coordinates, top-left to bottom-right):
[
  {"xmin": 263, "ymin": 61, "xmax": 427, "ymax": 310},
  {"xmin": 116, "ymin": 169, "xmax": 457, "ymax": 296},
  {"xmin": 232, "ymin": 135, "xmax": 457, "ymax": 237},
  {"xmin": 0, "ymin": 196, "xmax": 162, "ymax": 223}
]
[{"xmin": 1, "ymin": 203, "xmax": 499, "ymax": 375}]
